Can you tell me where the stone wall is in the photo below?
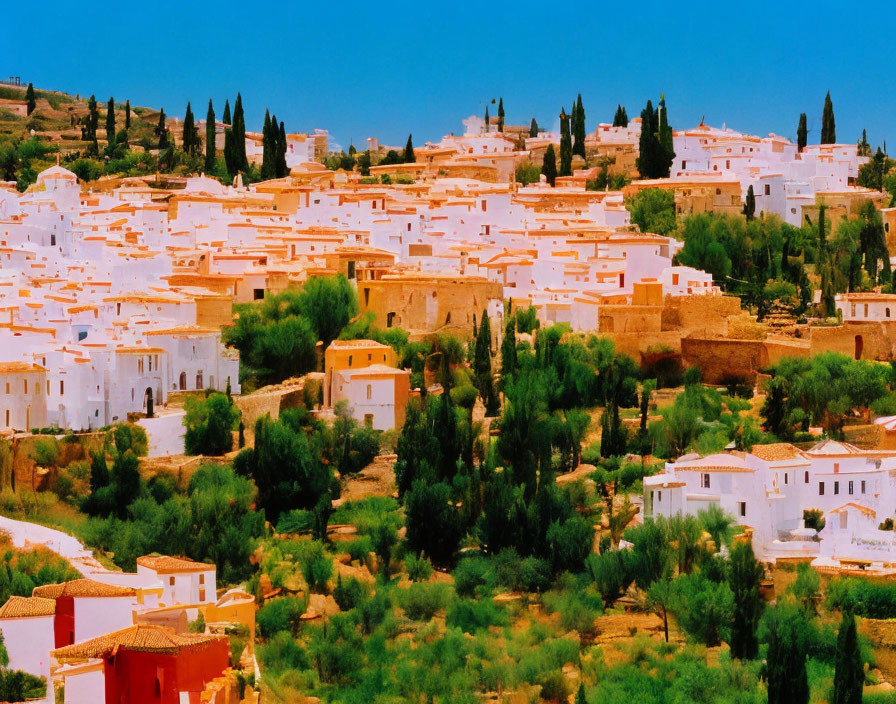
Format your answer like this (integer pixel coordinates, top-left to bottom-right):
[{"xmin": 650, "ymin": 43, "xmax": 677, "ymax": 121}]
[
  {"xmin": 809, "ymin": 322, "xmax": 896, "ymax": 361},
  {"xmin": 681, "ymin": 337, "xmax": 769, "ymax": 384},
  {"xmin": 661, "ymin": 295, "xmax": 743, "ymax": 336},
  {"xmin": 598, "ymin": 305, "xmax": 662, "ymax": 333}
]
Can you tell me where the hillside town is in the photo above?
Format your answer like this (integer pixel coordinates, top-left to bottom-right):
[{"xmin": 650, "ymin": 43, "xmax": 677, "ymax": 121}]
[{"xmin": 3, "ymin": 77, "xmax": 896, "ymax": 704}]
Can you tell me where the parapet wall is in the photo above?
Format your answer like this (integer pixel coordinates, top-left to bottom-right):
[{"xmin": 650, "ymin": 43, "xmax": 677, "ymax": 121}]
[{"xmin": 661, "ymin": 295, "xmax": 743, "ymax": 336}]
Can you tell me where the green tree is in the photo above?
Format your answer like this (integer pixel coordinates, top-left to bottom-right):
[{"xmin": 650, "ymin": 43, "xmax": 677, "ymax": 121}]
[
  {"xmin": 222, "ymin": 99, "xmax": 231, "ymax": 125},
  {"xmin": 125, "ymin": 99, "xmax": 130, "ymax": 129},
  {"xmin": 743, "ymin": 184, "xmax": 756, "ymax": 221},
  {"xmin": 155, "ymin": 108, "xmax": 169, "ymax": 150},
  {"xmin": 797, "ymin": 113, "xmax": 808, "ymax": 151},
  {"xmin": 728, "ymin": 542, "xmax": 764, "ymax": 659},
  {"xmin": 500, "ymin": 314, "xmax": 518, "ymax": 387},
  {"xmin": 277, "ymin": 120, "xmax": 288, "ymax": 178},
  {"xmin": 484, "ymin": 104, "xmax": 489, "ymax": 131},
  {"xmin": 89, "ymin": 449, "xmax": 109, "ymax": 493},
  {"xmin": 657, "ymin": 94, "xmax": 675, "ymax": 177},
  {"xmin": 821, "ymin": 91, "xmax": 836, "ymax": 144},
  {"xmin": 184, "ymin": 392, "xmax": 239, "ymax": 456},
  {"xmin": 110, "ymin": 450, "xmax": 141, "ymax": 518},
  {"xmin": 261, "ymin": 109, "xmax": 275, "ymax": 179},
  {"xmin": 83, "ymin": 95, "xmax": 99, "ymax": 156},
  {"xmin": 529, "ymin": 118, "xmax": 538, "ymax": 138},
  {"xmin": 573, "ymin": 93, "xmax": 586, "ymax": 159},
  {"xmin": 497, "ymin": 97, "xmax": 505, "ymax": 132},
  {"xmin": 626, "ymin": 188, "xmax": 676, "ymax": 235},
  {"xmin": 637, "ymin": 99, "xmax": 659, "ymax": 178},
  {"xmin": 542, "ymin": 144, "xmax": 558, "ymax": 186},
  {"xmin": 298, "ymin": 275, "xmax": 359, "ymax": 355},
  {"xmin": 559, "ymin": 108, "xmax": 572, "ymax": 176},
  {"xmin": 858, "ymin": 129, "xmax": 871, "ymax": 157},
  {"xmin": 205, "ymin": 99, "xmax": 216, "ymax": 172},
  {"xmin": 832, "ymin": 610, "xmax": 863, "ymax": 704},
  {"xmin": 182, "ymin": 102, "xmax": 199, "ymax": 156},
  {"xmin": 25, "ymin": 83, "xmax": 35, "ymax": 115},
  {"xmin": 474, "ymin": 310, "xmax": 499, "ymax": 415},
  {"xmin": 766, "ymin": 607, "xmax": 810, "ymax": 704},
  {"xmin": 231, "ymin": 93, "xmax": 248, "ymax": 172},
  {"xmin": 403, "ymin": 133, "xmax": 415, "ymax": 163},
  {"xmin": 613, "ymin": 104, "xmax": 629, "ymax": 127},
  {"xmin": 106, "ymin": 97, "xmax": 115, "ymax": 148},
  {"xmin": 405, "ymin": 480, "xmax": 463, "ymax": 566}
]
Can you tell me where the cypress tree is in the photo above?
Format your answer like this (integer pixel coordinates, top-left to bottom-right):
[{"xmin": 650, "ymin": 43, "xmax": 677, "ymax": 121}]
[
  {"xmin": 821, "ymin": 92, "xmax": 836, "ymax": 144},
  {"xmin": 832, "ymin": 610, "xmax": 863, "ymax": 704},
  {"xmin": 83, "ymin": 94, "xmax": 99, "ymax": 156},
  {"xmin": 500, "ymin": 315, "xmax": 517, "ymax": 388},
  {"xmin": 403, "ymin": 133, "xmax": 415, "ymax": 163},
  {"xmin": 620, "ymin": 106, "xmax": 628, "ymax": 127},
  {"xmin": 858, "ymin": 129, "xmax": 871, "ymax": 157},
  {"xmin": 125, "ymin": 99, "xmax": 131, "ymax": 129},
  {"xmin": 222, "ymin": 99, "xmax": 231, "ymax": 125},
  {"xmin": 205, "ymin": 99, "xmax": 216, "ymax": 173},
  {"xmin": 575, "ymin": 684, "xmax": 587, "ymax": 704},
  {"xmin": 529, "ymin": 118, "xmax": 538, "ymax": 138},
  {"xmin": 729, "ymin": 542, "xmax": 764, "ymax": 659},
  {"xmin": 600, "ymin": 402, "xmax": 626, "ymax": 458},
  {"xmin": 573, "ymin": 93, "xmax": 586, "ymax": 158},
  {"xmin": 484, "ymin": 105, "xmax": 489, "ymax": 132},
  {"xmin": 766, "ymin": 614, "xmax": 809, "ymax": 704},
  {"xmin": 559, "ymin": 107, "xmax": 572, "ymax": 177},
  {"xmin": 182, "ymin": 101, "xmax": 199, "ymax": 156},
  {"xmin": 497, "ymin": 97, "xmax": 505, "ymax": 132},
  {"xmin": 542, "ymin": 144, "xmax": 557, "ymax": 186},
  {"xmin": 106, "ymin": 97, "xmax": 115, "ymax": 148},
  {"xmin": 637, "ymin": 100, "xmax": 657, "ymax": 178},
  {"xmin": 743, "ymin": 185, "xmax": 756, "ymax": 221},
  {"xmin": 657, "ymin": 94, "xmax": 674, "ymax": 177},
  {"xmin": 231, "ymin": 94, "xmax": 248, "ymax": 172},
  {"xmin": 797, "ymin": 113, "xmax": 808, "ymax": 151},
  {"xmin": 261, "ymin": 109, "xmax": 275, "ymax": 179},
  {"xmin": 89, "ymin": 449, "xmax": 109, "ymax": 493},
  {"xmin": 474, "ymin": 311, "xmax": 499, "ymax": 416},
  {"xmin": 277, "ymin": 120, "xmax": 288, "ymax": 177},
  {"xmin": 155, "ymin": 108, "xmax": 169, "ymax": 150},
  {"xmin": 25, "ymin": 82, "xmax": 35, "ymax": 115}
]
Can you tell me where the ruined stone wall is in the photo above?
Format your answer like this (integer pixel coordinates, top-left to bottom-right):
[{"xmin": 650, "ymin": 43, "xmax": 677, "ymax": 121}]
[
  {"xmin": 661, "ymin": 295, "xmax": 743, "ymax": 336},
  {"xmin": 359, "ymin": 279, "xmax": 503, "ymax": 336},
  {"xmin": 681, "ymin": 337, "xmax": 768, "ymax": 384},
  {"xmin": 604, "ymin": 331, "xmax": 683, "ymax": 360},
  {"xmin": 598, "ymin": 305, "xmax": 662, "ymax": 333},
  {"xmin": 809, "ymin": 322, "xmax": 896, "ymax": 360}
]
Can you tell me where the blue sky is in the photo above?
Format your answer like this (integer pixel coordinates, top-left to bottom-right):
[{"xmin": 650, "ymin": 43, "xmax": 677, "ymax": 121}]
[{"xmin": 3, "ymin": 1, "xmax": 894, "ymax": 152}]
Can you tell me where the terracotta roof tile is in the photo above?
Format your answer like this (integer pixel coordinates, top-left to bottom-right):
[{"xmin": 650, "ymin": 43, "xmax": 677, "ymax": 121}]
[
  {"xmin": 0, "ymin": 596, "xmax": 56, "ymax": 619},
  {"xmin": 53, "ymin": 625, "xmax": 226, "ymax": 659},
  {"xmin": 136, "ymin": 555, "xmax": 213, "ymax": 573},
  {"xmin": 32, "ymin": 578, "xmax": 136, "ymax": 599},
  {"xmin": 750, "ymin": 443, "xmax": 805, "ymax": 462}
]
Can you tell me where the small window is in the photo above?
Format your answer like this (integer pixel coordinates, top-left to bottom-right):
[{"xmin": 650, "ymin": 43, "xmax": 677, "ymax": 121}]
[
  {"xmin": 819, "ymin": 482, "xmax": 825, "ymax": 496},
  {"xmin": 60, "ymin": 380, "xmax": 64, "ymax": 395},
  {"xmin": 366, "ymin": 384, "xmax": 372, "ymax": 400},
  {"xmin": 199, "ymin": 574, "xmax": 205, "ymax": 585},
  {"xmin": 834, "ymin": 463, "xmax": 839, "ymax": 473},
  {"xmin": 764, "ymin": 184, "xmax": 771, "ymax": 196},
  {"xmin": 169, "ymin": 576, "xmax": 175, "ymax": 586},
  {"xmin": 23, "ymin": 380, "xmax": 27, "ymax": 394},
  {"xmin": 784, "ymin": 472, "xmax": 789, "ymax": 485},
  {"xmin": 861, "ymin": 480, "xmax": 866, "ymax": 494},
  {"xmin": 348, "ymin": 355, "xmax": 353, "ymax": 366},
  {"xmin": 658, "ymin": 491, "xmax": 662, "ymax": 502},
  {"xmin": 834, "ymin": 481, "xmax": 840, "ymax": 495},
  {"xmin": 738, "ymin": 501, "xmax": 746, "ymax": 517},
  {"xmin": 701, "ymin": 473, "xmax": 710, "ymax": 489},
  {"xmin": 253, "ymin": 288, "xmax": 265, "ymax": 300},
  {"xmin": 848, "ymin": 481, "xmax": 854, "ymax": 495},
  {"xmin": 364, "ymin": 413, "xmax": 374, "ymax": 427}
]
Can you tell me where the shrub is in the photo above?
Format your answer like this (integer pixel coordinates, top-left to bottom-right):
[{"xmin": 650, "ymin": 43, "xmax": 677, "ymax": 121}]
[
  {"xmin": 539, "ymin": 670, "xmax": 569, "ymax": 702},
  {"xmin": 256, "ymin": 596, "xmax": 306, "ymax": 638},
  {"xmin": 299, "ymin": 542, "xmax": 333, "ymax": 594},
  {"xmin": 397, "ymin": 582, "xmax": 454, "ymax": 621},
  {"xmin": 257, "ymin": 631, "xmax": 309, "ymax": 673},
  {"xmin": 446, "ymin": 598, "xmax": 508, "ymax": 633},
  {"xmin": 405, "ymin": 553, "xmax": 433, "ymax": 582},
  {"xmin": 453, "ymin": 556, "xmax": 493, "ymax": 598},
  {"xmin": 333, "ymin": 575, "xmax": 367, "ymax": 612}
]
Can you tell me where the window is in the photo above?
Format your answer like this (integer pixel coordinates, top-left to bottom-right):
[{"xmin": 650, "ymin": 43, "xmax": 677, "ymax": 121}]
[
  {"xmin": 848, "ymin": 480, "xmax": 854, "ymax": 495},
  {"xmin": 23, "ymin": 380, "xmax": 27, "ymax": 394},
  {"xmin": 199, "ymin": 574, "xmax": 205, "ymax": 585},
  {"xmin": 366, "ymin": 384, "xmax": 372, "ymax": 400},
  {"xmin": 738, "ymin": 501, "xmax": 746, "ymax": 517},
  {"xmin": 861, "ymin": 480, "xmax": 866, "ymax": 494},
  {"xmin": 348, "ymin": 355, "xmax": 353, "ymax": 366},
  {"xmin": 888, "ymin": 309, "xmax": 892, "ymax": 318},
  {"xmin": 784, "ymin": 472, "xmax": 789, "ymax": 485},
  {"xmin": 253, "ymin": 288, "xmax": 265, "ymax": 300},
  {"xmin": 834, "ymin": 463, "xmax": 839, "ymax": 473},
  {"xmin": 196, "ymin": 371, "xmax": 203, "ymax": 389},
  {"xmin": 4, "ymin": 383, "xmax": 7, "ymax": 394},
  {"xmin": 60, "ymin": 380, "xmax": 64, "ymax": 395},
  {"xmin": 834, "ymin": 481, "xmax": 840, "ymax": 495},
  {"xmin": 819, "ymin": 482, "xmax": 825, "ymax": 495},
  {"xmin": 701, "ymin": 473, "xmax": 710, "ymax": 488},
  {"xmin": 658, "ymin": 491, "xmax": 662, "ymax": 502},
  {"xmin": 199, "ymin": 589, "xmax": 206, "ymax": 601},
  {"xmin": 169, "ymin": 576, "xmax": 175, "ymax": 586},
  {"xmin": 764, "ymin": 184, "xmax": 771, "ymax": 196}
]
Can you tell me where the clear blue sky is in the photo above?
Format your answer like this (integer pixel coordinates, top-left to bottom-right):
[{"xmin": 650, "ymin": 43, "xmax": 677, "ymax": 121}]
[{"xmin": 4, "ymin": 1, "xmax": 894, "ymax": 152}]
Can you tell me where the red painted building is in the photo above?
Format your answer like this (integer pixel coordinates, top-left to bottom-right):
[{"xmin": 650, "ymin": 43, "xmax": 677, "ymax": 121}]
[
  {"xmin": 33, "ymin": 578, "xmax": 137, "ymax": 648},
  {"xmin": 52, "ymin": 624, "xmax": 229, "ymax": 704}
]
